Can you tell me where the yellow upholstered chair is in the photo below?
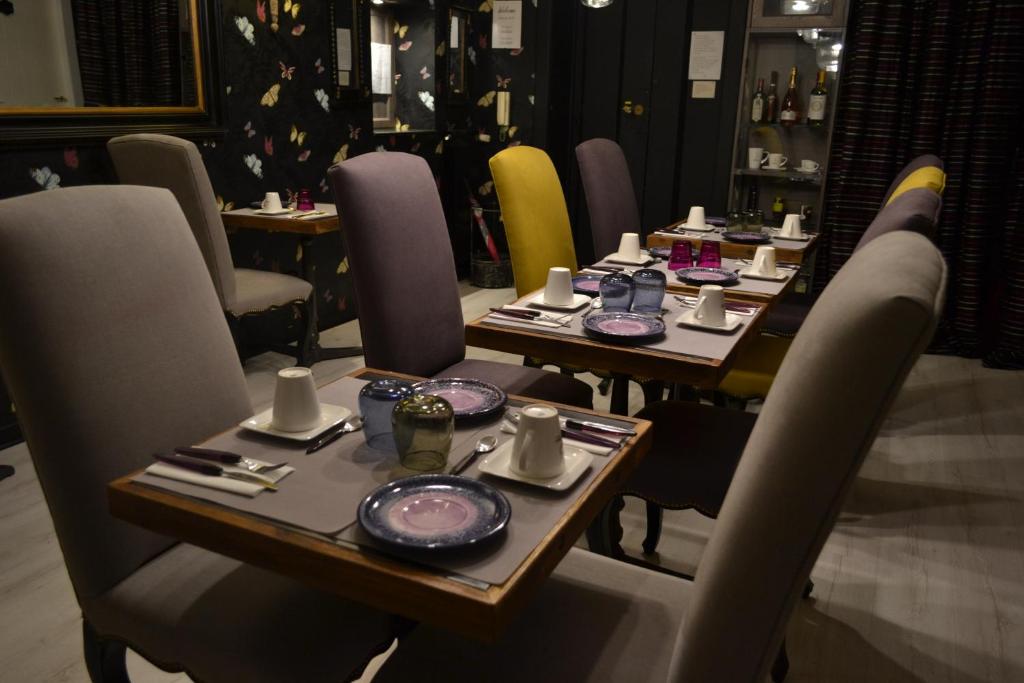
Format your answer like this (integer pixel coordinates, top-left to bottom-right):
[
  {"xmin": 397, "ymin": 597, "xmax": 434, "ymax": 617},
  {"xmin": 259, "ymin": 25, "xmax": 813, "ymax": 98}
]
[
  {"xmin": 715, "ymin": 334, "xmax": 792, "ymax": 401},
  {"xmin": 489, "ymin": 146, "xmax": 578, "ymax": 296},
  {"xmin": 886, "ymin": 166, "xmax": 946, "ymax": 205}
]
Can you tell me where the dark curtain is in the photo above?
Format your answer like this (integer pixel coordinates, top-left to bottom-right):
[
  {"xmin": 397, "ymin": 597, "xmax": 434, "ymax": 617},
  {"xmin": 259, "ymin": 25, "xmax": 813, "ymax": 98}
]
[
  {"xmin": 818, "ymin": 0, "xmax": 1024, "ymax": 368},
  {"xmin": 70, "ymin": 0, "xmax": 186, "ymax": 107}
]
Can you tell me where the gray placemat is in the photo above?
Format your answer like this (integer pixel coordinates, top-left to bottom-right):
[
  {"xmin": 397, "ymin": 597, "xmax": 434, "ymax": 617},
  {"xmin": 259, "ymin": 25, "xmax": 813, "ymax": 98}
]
[
  {"xmin": 654, "ymin": 229, "xmax": 815, "ymax": 252},
  {"xmin": 595, "ymin": 257, "xmax": 793, "ymax": 296},
  {"xmin": 223, "ymin": 202, "xmax": 337, "ymax": 221}
]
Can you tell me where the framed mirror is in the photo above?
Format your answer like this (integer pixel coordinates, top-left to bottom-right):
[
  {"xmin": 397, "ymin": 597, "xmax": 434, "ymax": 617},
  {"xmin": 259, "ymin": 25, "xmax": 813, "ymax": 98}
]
[
  {"xmin": 447, "ymin": 7, "xmax": 470, "ymax": 100},
  {"xmin": 0, "ymin": 0, "xmax": 223, "ymax": 143},
  {"xmin": 368, "ymin": 0, "xmax": 436, "ymax": 133},
  {"xmin": 330, "ymin": 0, "xmax": 368, "ymax": 102}
]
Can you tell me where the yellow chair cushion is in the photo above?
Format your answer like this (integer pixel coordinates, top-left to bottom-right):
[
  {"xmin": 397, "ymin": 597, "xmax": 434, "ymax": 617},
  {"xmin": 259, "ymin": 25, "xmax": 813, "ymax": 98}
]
[
  {"xmin": 489, "ymin": 146, "xmax": 578, "ymax": 296},
  {"xmin": 886, "ymin": 166, "xmax": 946, "ymax": 205},
  {"xmin": 717, "ymin": 334, "xmax": 792, "ymax": 399}
]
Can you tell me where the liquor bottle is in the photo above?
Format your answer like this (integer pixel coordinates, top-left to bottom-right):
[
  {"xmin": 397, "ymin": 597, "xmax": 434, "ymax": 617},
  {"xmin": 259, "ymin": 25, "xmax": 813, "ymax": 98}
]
[
  {"xmin": 765, "ymin": 71, "xmax": 779, "ymax": 123},
  {"xmin": 750, "ymin": 78, "xmax": 766, "ymax": 123},
  {"xmin": 746, "ymin": 180, "xmax": 760, "ymax": 211},
  {"xmin": 807, "ymin": 69, "xmax": 827, "ymax": 126},
  {"xmin": 779, "ymin": 67, "xmax": 799, "ymax": 127}
]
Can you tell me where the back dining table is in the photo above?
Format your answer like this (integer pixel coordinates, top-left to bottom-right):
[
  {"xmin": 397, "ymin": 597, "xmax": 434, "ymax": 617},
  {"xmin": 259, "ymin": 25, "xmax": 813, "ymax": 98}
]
[{"xmin": 107, "ymin": 368, "xmax": 653, "ymax": 642}]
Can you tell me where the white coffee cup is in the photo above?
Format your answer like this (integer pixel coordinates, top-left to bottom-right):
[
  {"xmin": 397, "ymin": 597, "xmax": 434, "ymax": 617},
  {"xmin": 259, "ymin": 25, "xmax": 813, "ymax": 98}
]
[
  {"xmin": 261, "ymin": 192, "xmax": 283, "ymax": 212},
  {"xmin": 543, "ymin": 267, "xmax": 574, "ymax": 307},
  {"xmin": 764, "ymin": 153, "xmax": 788, "ymax": 170},
  {"xmin": 800, "ymin": 159, "xmax": 820, "ymax": 172},
  {"xmin": 693, "ymin": 284, "xmax": 726, "ymax": 327},
  {"xmin": 748, "ymin": 147, "xmax": 768, "ymax": 170},
  {"xmin": 751, "ymin": 246, "xmax": 778, "ymax": 277},
  {"xmin": 270, "ymin": 367, "xmax": 322, "ymax": 432},
  {"xmin": 779, "ymin": 213, "xmax": 803, "ymax": 238},
  {"xmin": 685, "ymin": 206, "xmax": 707, "ymax": 229},
  {"xmin": 511, "ymin": 404, "xmax": 565, "ymax": 479},
  {"xmin": 616, "ymin": 232, "xmax": 642, "ymax": 262}
]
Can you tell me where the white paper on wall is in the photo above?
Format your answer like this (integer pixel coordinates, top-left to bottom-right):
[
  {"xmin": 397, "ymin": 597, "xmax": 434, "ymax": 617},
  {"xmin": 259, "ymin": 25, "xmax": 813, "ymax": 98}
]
[
  {"xmin": 492, "ymin": 1, "xmax": 522, "ymax": 50},
  {"xmin": 688, "ymin": 31, "xmax": 724, "ymax": 81},
  {"xmin": 336, "ymin": 28, "xmax": 352, "ymax": 71},
  {"xmin": 371, "ymin": 42, "xmax": 392, "ymax": 94}
]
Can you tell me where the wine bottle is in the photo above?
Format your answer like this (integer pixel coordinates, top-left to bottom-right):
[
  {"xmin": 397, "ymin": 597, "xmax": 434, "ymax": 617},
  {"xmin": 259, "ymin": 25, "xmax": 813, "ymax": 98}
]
[
  {"xmin": 765, "ymin": 71, "xmax": 779, "ymax": 123},
  {"xmin": 807, "ymin": 69, "xmax": 827, "ymax": 126},
  {"xmin": 751, "ymin": 78, "xmax": 766, "ymax": 123},
  {"xmin": 746, "ymin": 180, "xmax": 760, "ymax": 211},
  {"xmin": 772, "ymin": 195, "xmax": 784, "ymax": 220},
  {"xmin": 780, "ymin": 67, "xmax": 799, "ymax": 127}
]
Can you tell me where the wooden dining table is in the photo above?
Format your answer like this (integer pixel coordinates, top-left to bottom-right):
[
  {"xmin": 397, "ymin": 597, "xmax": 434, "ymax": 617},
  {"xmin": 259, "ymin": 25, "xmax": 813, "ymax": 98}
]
[
  {"xmin": 221, "ymin": 203, "xmax": 361, "ymax": 364},
  {"xmin": 107, "ymin": 368, "xmax": 653, "ymax": 642},
  {"xmin": 646, "ymin": 222, "xmax": 820, "ymax": 264}
]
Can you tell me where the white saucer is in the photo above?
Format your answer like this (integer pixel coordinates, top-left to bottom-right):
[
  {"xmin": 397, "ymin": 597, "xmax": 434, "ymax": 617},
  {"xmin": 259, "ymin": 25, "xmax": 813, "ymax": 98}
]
[
  {"xmin": 674, "ymin": 222, "xmax": 716, "ymax": 232},
  {"xmin": 239, "ymin": 403, "xmax": 352, "ymax": 441},
  {"xmin": 739, "ymin": 267, "xmax": 790, "ymax": 281},
  {"xmin": 771, "ymin": 232, "xmax": 812, "ymax": 241},
  {"xmin": 526, "ymin": 292, "xmax": 591, "ymax": 311},
  {"xmin": 477, "ymin": 441, "xmax": 593, "ymax": 491},
  {"xmin": 604, "ymin": 252, "xmax": 656, "ymax": 266},
  {"xmin": 675, "ymin": 309, "xmax": 744, "ymax": 333},
  {"xmin": 795, "ymin": 167, "xmax": 819, "ymax": 174},
  {"xmin": 255, "ymin": 208, "xmax": 294, "ymax": 215}
]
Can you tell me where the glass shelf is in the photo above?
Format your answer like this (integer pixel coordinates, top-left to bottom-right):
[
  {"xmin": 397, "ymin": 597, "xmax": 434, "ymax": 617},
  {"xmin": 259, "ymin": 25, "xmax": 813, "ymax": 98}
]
[{"xmin": 734, "ymin": 168, "xmax": 822, "ymax": 185}]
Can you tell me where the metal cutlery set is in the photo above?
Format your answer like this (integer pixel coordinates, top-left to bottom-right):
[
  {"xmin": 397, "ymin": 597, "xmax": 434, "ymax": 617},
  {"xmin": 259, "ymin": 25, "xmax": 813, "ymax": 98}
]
[{"xmin": 153, "ymin": 447, "xmax": 286, "ymax": 490}]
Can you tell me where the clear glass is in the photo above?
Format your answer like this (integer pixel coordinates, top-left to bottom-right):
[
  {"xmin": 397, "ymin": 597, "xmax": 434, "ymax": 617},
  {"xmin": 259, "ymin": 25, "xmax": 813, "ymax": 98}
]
[
  {"xmin": 359, "ymin": 379, "xmax": 415, "ymax": 452},
  {"xmin": 393, "ymin": 394, "xmax": 454, "ymax": 471},
  {"xmin": 598, "ymin": 272, "xmax": 635, "ymax": 312},
  {"xmin": 726, "ymin": 211, "xmax": 745, "ymax": 232},
  {"xmin": 631, "ymin": 268, "xmax": 667, "ymax": 314}
]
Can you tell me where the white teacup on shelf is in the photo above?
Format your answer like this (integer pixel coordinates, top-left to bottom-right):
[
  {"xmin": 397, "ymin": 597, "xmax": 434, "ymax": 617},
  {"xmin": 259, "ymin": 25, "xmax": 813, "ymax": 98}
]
[
  {"xmin": 799, "ymin": 159, "xmax": 820, "ymax": 172},
  {"xmin": 764, "ymin": 153, "xmax": 788, "ymax": 170},
  {"xmin": 748, "ymin": 147, "xmax": 767, "ymax": 170}
]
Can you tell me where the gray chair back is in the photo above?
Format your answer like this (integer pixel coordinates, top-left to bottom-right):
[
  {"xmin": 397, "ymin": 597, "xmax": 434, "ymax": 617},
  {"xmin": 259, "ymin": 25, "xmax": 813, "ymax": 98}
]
[
  {"xmin": 108, "ymin": 134, "xmax": 238, "ymax": 311},
  {"xmin": 575, "ymin": 138, "xmax": 642, "ymax": 259},
  {"xmin": 855, "ymin": 187, "xmax": 941, "ymax": 252},
  {"xmin": 0, "ymin": 186, "xmax": 253, "ymax": 601},
  {"xmin": 669, "ymin": 231, "xmax": 947, "ymax": 682},
  {"xmin": 880, "ymin": 153, "xmax": 944, "ymax": 207},
  {"xmin": 328, "ymin": 152, "xmax": 466, "ymax": 376}
]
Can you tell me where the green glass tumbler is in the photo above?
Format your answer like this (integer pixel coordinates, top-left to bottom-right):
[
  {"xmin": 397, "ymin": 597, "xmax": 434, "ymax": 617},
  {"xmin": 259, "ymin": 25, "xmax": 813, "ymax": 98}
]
[{"xmin": 392, "ymin": 394, "xmax": 454, "ymax": 471}]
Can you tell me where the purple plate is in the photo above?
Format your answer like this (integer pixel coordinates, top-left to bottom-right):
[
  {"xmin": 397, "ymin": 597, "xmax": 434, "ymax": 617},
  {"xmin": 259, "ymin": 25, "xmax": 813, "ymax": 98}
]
[
  {"xmin": 582, "ymin": 312, "xmax": 666, "ymax": 344},
  {"xmin": 572, "ymin": 274, "xmax": 603, "ymax": 295},
  {"xmin": 722, "ymin": 231, "xmax": 772, "ymax": 244},
  {"xmin": 648, "ymin": 247, "xmax": 672, "ymax": 259},
  {"xmin": 412, "ymin": 378, "xmax": 507, "ymax": 422},
  {"xmin": 358, "ymin": 474, "xmax": 511, "ymax": 550},
  {"xmin": 674, "ymin": 267, "xmax": 740, "ymax": 286}
]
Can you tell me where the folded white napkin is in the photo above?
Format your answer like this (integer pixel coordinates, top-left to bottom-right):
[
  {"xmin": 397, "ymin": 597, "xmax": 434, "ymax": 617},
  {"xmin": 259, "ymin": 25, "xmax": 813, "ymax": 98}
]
[
  {"xmin": 486, "ymin": 311, "xmax": 570, "ymax": 328},
  {"xmin": 499, "ymin": 420, "xmax": 615, "ymax": 456},
  {"xmin": 145, "ymin": 461, "xmax": 295, "ymax": 497}
]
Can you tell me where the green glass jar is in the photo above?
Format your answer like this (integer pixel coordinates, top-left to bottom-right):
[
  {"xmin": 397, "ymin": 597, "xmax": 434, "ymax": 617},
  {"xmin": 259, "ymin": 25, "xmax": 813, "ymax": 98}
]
[{"xmin": 392, "ymin": 394, "xmax": 454, "ymax": 471}]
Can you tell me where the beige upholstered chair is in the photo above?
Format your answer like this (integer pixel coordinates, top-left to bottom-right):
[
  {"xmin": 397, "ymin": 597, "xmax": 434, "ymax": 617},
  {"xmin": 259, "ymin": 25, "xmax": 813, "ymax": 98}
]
[
  {"xmin": 0, "ymin": 186, "xmax": 402, "ymax": 682},
  {"xmin": 107, "ymin": 133, "xmax": 315, "ymax": 364},
  {"xmin": 372, "ymin": 230, "xmax": 947, "ymax": 682}
]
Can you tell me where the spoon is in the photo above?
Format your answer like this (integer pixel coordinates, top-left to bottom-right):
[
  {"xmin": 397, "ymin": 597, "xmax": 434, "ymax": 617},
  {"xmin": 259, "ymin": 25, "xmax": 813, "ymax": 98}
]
[
  {"xmin": 449, "ymin": 435, "xmax": 498, "ymax": 475},
  {"xmin": 305, "ymin": 414, "xmax": 364, "ymax": 454}
]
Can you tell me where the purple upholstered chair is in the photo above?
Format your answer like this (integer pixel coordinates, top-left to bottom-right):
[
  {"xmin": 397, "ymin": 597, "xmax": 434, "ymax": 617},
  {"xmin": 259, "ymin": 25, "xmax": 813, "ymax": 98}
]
[
  {"xmin": 0, "ymin": 186, "xmax": 402, "ymax": 683},
  {"xmin": 328, "ymin": 152, "xmax": 593, "ymax": 408},
  {"xmin": 575, "ymin": 138, "xmax": 643, "ymax": 261},
  {"xmin": 373, "ymin": 230, "xmax": 947, "ymax": 682}
]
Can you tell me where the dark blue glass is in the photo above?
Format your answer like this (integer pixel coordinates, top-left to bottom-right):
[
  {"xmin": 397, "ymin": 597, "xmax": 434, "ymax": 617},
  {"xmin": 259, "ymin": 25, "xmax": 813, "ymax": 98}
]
[
  {"xmin": 358, "ymin": 379, "xmax": 415, "ymax": 451},
  {"xmin": 599, "ymin": 272, "xmax": 635, "ymax": 312},
  {"xmin": 631, "ymin": 268, "xmax": 667, "ymax": 314}
]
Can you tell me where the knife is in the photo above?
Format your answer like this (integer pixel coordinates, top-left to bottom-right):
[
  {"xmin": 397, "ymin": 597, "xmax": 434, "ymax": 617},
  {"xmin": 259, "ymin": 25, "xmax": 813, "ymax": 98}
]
[
  {"xmin": 153, "ymin": 453, "xmax": 278, "ymax": 490},
  {"xmin": 489, "ymin": 307, "xmax": 541, "ymax": 319},
  {"xmin": 560, "ymin": 427, "xmax": 622, "ymax": 448},
  {"xmin": 564, "ymin": 419, "xmax": 636, "ymax": 436},
  {"xmin": 581, "ymin": 264, "xmax": 624, "ymax": 273},
  {"xmin": 174, "ymin": 446, "xmax": 242, "ymax": 464}
]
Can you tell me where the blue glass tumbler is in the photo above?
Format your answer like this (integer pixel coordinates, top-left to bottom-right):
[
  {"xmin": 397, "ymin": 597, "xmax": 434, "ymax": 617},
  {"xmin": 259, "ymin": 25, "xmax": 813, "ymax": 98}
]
[
  {"xmin": 358, "ymin": 378, "xmax": 415, "ymax": 451},
  {"xmin": 599, "ymin": 271, "xmax": 635, "ymax": 312},
  {"xmin": 631, "ymin": 268, "xmax": 667, "ymax": 314}
]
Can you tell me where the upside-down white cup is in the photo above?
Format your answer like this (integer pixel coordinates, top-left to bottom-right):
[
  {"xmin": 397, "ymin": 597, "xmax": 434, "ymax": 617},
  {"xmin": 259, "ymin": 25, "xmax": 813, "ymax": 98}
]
[
  {"xmin": 543, "ymin": 267, "xmax": 574, "ymax": 307},
  {"xmin": 751, "ymin": 246, "xmax": 778, "ymax": 277},
  {"xmin": 511, "ymin": 404, "xmax": 565, "ymax": 479},
  {"xmin": 616, "ymin": 232, "xmax": 642, "ymax": 262},
  {"xmin": 693, "ymin": 284, "xmax": 727, "ymax": 327},
  {"xmin": 270, "ymin": 367, "xmax": 322, "ymax": 432},
  {"xmin": 261, "ymin": 192, "xmax": 283, "ymax": 212},
  {"xmin": 685, "ymin": 206, "xmax": 707, "ymax": 229},
  {"xmin": 779, "ymin": 213, "xmax": 803, "ymax": 238}
]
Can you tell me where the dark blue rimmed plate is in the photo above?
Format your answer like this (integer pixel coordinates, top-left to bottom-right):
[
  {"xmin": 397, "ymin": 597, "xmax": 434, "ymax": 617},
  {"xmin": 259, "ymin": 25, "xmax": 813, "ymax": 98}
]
[
  {"xmin": 648, "ymin": 246, "xmax": 672, "ymax": 260},
  {"xmin": 358, "ymin": 474, "xmax": 511, "ymax": 551},
  {"xmin": 721, "ymin": 231, "xmax": 772, "ymax": 244},
  {"xmin": 674, "ymin": 267, "xmax": 740, "ymax": 286},
  {"xmin": 412, "ymin": 378, "xmax": 507, "ymax": 422},
  {"xmin": 582, "ymin": 312, "xmax": 666, "ymax": 345},
  {"xmin": 572, "ymin": 274, "xmax": 603, "ymax": 295}
]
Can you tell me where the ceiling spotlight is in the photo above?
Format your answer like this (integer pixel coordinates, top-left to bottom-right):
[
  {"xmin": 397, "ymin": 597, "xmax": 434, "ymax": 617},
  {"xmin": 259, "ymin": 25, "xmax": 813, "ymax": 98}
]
[{"xmin": 581, "ymin": 0, "xmax": 615, "ymax": 7}]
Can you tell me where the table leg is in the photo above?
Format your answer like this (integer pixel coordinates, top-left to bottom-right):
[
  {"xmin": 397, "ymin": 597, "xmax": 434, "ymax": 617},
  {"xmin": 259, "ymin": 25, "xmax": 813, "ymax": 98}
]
[
  {"xmin": 585, "ymin": 494, "xmax": 626, "ymax": 560},
  {"xmin": 299, "ymin": 235, "xmax": 362, "ymax": 364}
]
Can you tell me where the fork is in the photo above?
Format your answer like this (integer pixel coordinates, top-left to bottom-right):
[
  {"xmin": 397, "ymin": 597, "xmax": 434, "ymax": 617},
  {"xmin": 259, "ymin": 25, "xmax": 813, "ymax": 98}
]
[{"xmin": 174, "ymin": 446, "xmax": 288, "ymax": 474}]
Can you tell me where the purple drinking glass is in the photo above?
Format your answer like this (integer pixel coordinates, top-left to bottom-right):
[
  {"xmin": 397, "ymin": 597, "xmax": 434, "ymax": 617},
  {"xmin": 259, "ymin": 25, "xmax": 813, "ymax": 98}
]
[
  {"xmin": 697, "ymin": 240, "xmax": 722, "ymax": 268},
  {"xmin": 296, "ymin": 189, "xmax": 315, "ymax": 211},
  {"xmin": 667, "ymin": 241, "xmax": 694, "ymax": 270}
]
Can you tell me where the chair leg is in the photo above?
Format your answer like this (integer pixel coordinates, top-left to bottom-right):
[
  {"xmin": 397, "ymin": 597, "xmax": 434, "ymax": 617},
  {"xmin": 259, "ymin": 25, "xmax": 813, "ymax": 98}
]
[
  {"xmin": 771, "ymin": 637, "xmax": 790, "ymax": 682},
  {"xmin": 610, "ymin": 375, "xmax": 630, "ymax": 414},
  {"xmin": 83, "ymin": 620, "xmax": 130, "ymax": 683},
  {"xmin": 641, "ymin": 380, "xmax": 665, "ymax": 404},
  {"xmin": 641, "ymin": 502, "xmax": 663, "ymax": 555},
  {"xmin": 585, "ymin": 495, "xmax": 626, "ymax": 559}
]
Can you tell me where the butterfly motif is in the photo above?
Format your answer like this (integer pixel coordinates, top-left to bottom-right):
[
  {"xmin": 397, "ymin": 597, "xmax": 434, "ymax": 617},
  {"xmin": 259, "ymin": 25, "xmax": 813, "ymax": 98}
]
[
  {"xmin": 244, "ymin": 120, "xmax": 256, "ymax": 137},
  {"xmin": 496, "ymin": 74, "xmax": 511, "ymax": 88},
  {"xmin": 528, "ymin": 95, "xmax": 535, "ymax": 105},
  {"xmin": 508, "ymin": 125, "xmax": 518, "ymax": 138},
  {"xmin": 510, "ymin": 47, "xmax": 524, "ymax": 56},
  {"xmin": 256, "ymin": 0, "xmax": 266, "ymax": 22},
  {"xmin": 394, "ymin": 119, "xmax": 411, "ymax": 132},
  {"xmin": 479, "ymin": 0, "xmax": 493, "ymax": 11},
  {"xmin": 279, "ymin": 61, "xmax": 295, "ymax": 79},
  {"xmin": 226, "ymin": 85, "xmax": 233, "ymax": 94},
  {"xmin": 323, "ymin": 288, "xmax": 334, "ymax": 304},
  {"xmin": 251, "ymin": 250, "xmax": 264, "ymax": 267},
  {"xmin": 478, "ymin": 180, "xmax": 494, "ymax": 196},
  {"xmin": 478, "ymin": 33, "xmax": 488, "ymax": 49},
  {"xmin": 234, "ymin": 16, "xmax": 255, "ymax": 45},
  {"xmin": 477, "ymin": 90, "xmax": 496, "ymax": 107},
  {"xmin": 348, "ymin": 124, "xmax": 361, "ymax": 140},
  {"xmin": 314, "ymin": 57, "xmax": 324, "ymax": 74},
  {"xmin": 291, "ymin": 24, "xmax": 305, "ymax": 36},
  {"xmin": 398, "ymin": 41, "xmax": 412, "ymax": 52},
  {"xmin": 375, "ymin": 144, "xmax": 386, "ymax": 152},
  {"xmin": 314, "ymin": 88, "xmax": 330, "ymax": 112},
  {"xmin": 337, "ymin": 295, "xmax": 348, "ymax": 312},
  {"xmin": 243, "ymin": 154, "xmax": 263, "ymax": 178},
  {"xmin": 63, "ymin": 147, "xmax": 79, "ymax": 169},
  {"xmin": 264, "ymin": 136, "xmax": 274, "ymax": 156},
  {"xmin": 216, "ymin": 195, "xmax": 235, "ymax": 212},
  {"xmin": 30, "ymin": 166, "xmax": 60, "ymax": 190},
  {"xmin": 333, "ymin": 143, "xmax": 349, "ymax": 163},
  {"xmin": 284, "ymin": 0, "xmax": 300, "ymax": 18},
  {"xmin": 295, "ymin": 244, "xmax": 303, "ymax": 263},
  {"xmin": 260, "ymin": 83, "xmax": 280, "ymax": 107},
  {"xmin": 467, "ymin": 46, "xmax": 477, "ymax": 65},
  {"xmin": 394, "ymin": 73, "xmax": 402, "ymax": 83},
  {"xmin": 435, "ymin": 141, "xmax": 444, "ymax": 155},
  {"xmin": 289, "ymin": 124, "xmax": 307, "ymax": 146},
  {"xmin": 336, "ymin": 257, "xmax": 349, "ymax": 275},
  {"xmin": 420, "ymin": 66, "xmax": 431, "ymax": 80},
  {"xmin": 394, "ymin": 22, "xmax": 409, "ymax": 38},
  {"xmin": 410, "ymin": 141, "xmax": 421, "ymax": 153},
  {"xmin": 436, "ymin": 42, "xmax": 446, "ymax": 57},
  {"xmin": 418, "ymin": 90, "xmax": 435, "ymax": 111},
  {"xmin": 297, "ymin": 150, "xmax": 311, "ymax": 162},
  {"xmin": 319, "ymin": 177, "xmax": 328, "ymax": 193}
]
